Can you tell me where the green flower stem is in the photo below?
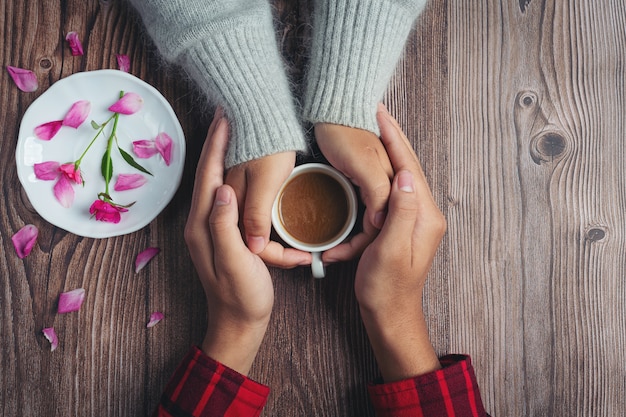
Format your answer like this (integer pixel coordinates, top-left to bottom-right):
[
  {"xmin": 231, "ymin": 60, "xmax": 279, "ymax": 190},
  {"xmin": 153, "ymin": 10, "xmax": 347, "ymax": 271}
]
[
  {"xmin": 102, "ymin": 111, "xmax": 121, "ymax": 196},
  {"xmin": 74, "ymin": 113, "xmax": 115, "ymax": 168}
]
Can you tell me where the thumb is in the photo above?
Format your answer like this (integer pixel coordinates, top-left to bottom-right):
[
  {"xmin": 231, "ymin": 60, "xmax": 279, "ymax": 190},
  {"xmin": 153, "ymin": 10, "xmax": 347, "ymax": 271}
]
[
  {"xmin": 377, "ymin": 170, "xmax": 418, "ymax": 241},
  {"xmin": 358, "ymin": 168, "xmax": 392, "ymax": 229},
  {"xmin": 210, "ymin": 185, "xmax": 248, "ymax": 253}
]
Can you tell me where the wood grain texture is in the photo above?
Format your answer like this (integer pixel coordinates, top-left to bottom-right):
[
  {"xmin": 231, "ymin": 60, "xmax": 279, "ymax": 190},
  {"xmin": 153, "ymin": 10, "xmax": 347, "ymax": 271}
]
[{"xmin": 1, "ymin": 0, "xmax": 625, "ymax": 416}]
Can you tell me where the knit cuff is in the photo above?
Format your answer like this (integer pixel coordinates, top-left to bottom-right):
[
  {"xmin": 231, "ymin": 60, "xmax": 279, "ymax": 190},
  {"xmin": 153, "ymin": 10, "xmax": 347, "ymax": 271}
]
[{"xmin": 303, "ymin": 0, "xmax": 427, "ymax": 135}]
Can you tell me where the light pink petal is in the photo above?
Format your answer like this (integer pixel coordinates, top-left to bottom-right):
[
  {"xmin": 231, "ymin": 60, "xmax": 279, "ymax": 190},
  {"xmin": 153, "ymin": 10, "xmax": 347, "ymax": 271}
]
[
  {"xmin": 65, "ymin": 31, "xmax": 84, "ymax": 56},
  {"xmin": 6, "ymin": 65, "xmax": 38, "ymax": 92},
  {"xmin": 155, "ymin": 133, "xmax": 174, "ymax": 166},
  {"xmin": 132, "ymin": 140, "xmax": 159, "ymax": 159},
  {"xmin": 53, "ymin": 175, "xmax": 75, "ymax": 208},
  {"xmin": 34, "ymin": 161, "xmax": 61, "ymax": 180},
  {"xmin": 42, "ymin": 327, "xmax": 59, "ymax": 351},
  {"xmin": 114, "ymin": 173, "xmax": 147, "ymax": 191},
  {"xmin": 62, "ymin": 100, "xmax": 91, "ymax": 128},
  {"xmin": 34, "ymin": 120, "xmax": 63, "ymax": 141},
  {"xmin": 135, "ymin": 247, "xmax": 161, "ymax": 273},
  {"xmin": 108, "ymin": 92, "xmax": 143, "ymax": 115},
  {"xmin": 116, "ymin": 54, "xmax": 130, "ymax": 72},
  {"xmin": 147, "ymin": 312, "xmax": 164, "ymax": 328},
  {"xmin": 58, "ymin": 163, "xmax": 82, "ymax": 185},
  {"xmin": 58, "ymin": 288, "xmax": 85, "ymax": 314},
  {"xmin": 12, "ymin": 224, "xmax": 38, "ymax": 259}
]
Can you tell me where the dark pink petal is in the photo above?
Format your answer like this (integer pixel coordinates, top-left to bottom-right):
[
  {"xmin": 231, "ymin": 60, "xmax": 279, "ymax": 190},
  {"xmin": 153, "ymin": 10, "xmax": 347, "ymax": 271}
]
[
  {"xmin": 6, "ymin": 66, "xmax": 38, "ymax": 92},
  {"xmin": 116, "ymin": 54, "xmax": 130, "ymax": 72},
  {"xmin": 62, "ymin": 100, "xmax": 91, "ymax": 128},
  {"xmin": 42, "ymin": 327, "xmax": 59, "ymax": 351},
  {"xmin": 53, "ymin": 175, "xmax": 75, "ymax": 208},
  {"xmin": 59, "ymin": 163, "xmax": 82, "ymax": 185},
  {"xmin": 155, "ymin": 133, "xmax": 173, "ymax": 166},
  {"xmin": 34, "ymin": 120, "xmax": 63, "ymax": 141},
  {"xmin": 114, "ymin": 173, "xmax": 147, "ymax": 191},
  {"xmin": 147, "ymin": 312, "xmax": 164, "ymax": 328},
  {"xmin": 89, "ymin": 200, "xmax": 128, "ymax": 223},
  {"xmin": 135, "ymin": 247, "xmax": 160, "ymax": 273},
  {"xmin": 65, "ymin": 31, "xmax": 84, "ymax": 56},
  {"xmin": 12, "ymin": 224, "xmax": 38, "ymax": 259},
  {"xmin": 132, "ymin": 140, "xmax": 159, "ymax": 159},
  {"xmin": 34, "ymin": 161, "xmax": 61, "ymax": 180},
  {"xmin": 58, "ymin": 288, "xmax": 86, "ymax": 314},
  {"xmin": 108, "ymin": 92, "xmax": 143, "ymax": 115}
]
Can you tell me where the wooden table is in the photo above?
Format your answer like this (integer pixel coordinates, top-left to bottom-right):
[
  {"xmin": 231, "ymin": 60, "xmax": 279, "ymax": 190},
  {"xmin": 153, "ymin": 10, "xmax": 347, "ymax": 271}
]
[{"xmin": 2, "ymin": 1, "xmax": 625, "ymax": 415}]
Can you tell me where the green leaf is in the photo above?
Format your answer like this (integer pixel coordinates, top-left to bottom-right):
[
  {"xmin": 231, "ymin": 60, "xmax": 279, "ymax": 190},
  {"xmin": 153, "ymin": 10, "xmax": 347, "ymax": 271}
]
[
  {"xmin": 91, "ymin": 120, "xmax": 100, "ymax": 129},
  {"xmin": 101, "ymin": 151, "xmax": 113, "ymax": 185},
  {"xmin": 118, "ymin": 146, "xmax": 153, "ymax": 176}
]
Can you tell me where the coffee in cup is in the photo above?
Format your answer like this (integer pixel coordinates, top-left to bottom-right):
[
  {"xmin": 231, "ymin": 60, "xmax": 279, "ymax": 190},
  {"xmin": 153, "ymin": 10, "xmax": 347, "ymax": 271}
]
[{"xmin": 272, "ymin": 163, "xmax": 357, "ymax": 278}]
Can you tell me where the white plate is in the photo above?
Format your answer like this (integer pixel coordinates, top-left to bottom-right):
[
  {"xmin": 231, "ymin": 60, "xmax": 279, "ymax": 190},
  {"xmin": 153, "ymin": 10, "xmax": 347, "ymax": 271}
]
[{"xmin": 16, "ymin": 70, "xmax": 186, "ymax": 238}]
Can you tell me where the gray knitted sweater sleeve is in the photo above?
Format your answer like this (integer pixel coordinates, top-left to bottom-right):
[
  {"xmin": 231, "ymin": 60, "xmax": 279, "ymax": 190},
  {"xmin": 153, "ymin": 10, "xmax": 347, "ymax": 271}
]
[
  {"xmin": 129, "ymin": 0, "xmax": 427, "ymax": 167},
  {"xmin": 128, "ymin": 0, "xmax": 307, "ymax": 168}
]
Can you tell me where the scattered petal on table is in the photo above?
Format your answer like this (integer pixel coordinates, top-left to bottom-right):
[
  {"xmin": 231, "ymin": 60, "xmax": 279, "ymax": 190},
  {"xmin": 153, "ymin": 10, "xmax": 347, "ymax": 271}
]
[
  {"xmin": 34, "ymin": 161, "xmax": 61, "ymax": 180},
  {"xmin": 155, "ymin": 133, "xmax": 173, "ymax": 166},
  {"xmin": 53, "ymin": 175, "xmax": 75, "ymax": 208},
  {"xmin": 65, "ymin": 31, "xmax": 84, "ymax": 56},
  {"xmin": 42, "ymin": 327, "xmax": 59, "ymax": 351},
  {"xmin": 135, "ymin": 247, "xmax": 161, "ymax": 273},
  {"xmin": 116, "ymin": 54, "xmax": 130, "ymax": 72},
  {"xmin": 12, "ymin": 224, "xmax": 38, "ymax": 259},
  {"xmin": 114, "ymin": 173, "xmax": 147, "ymax": 191},
  {"xmin": 62, "ymin": 100, "xmax": 91, "ymax": 128},
  {"xmin": 147, "ymin": 312, "xmax": 164, "ymax": 328},
  {"xmin": 108, "ymin": 92, "xmax": 143, "ymax": 115},
  {"xmin": 34, "ymin": 120, "xmax": 63, "ymax": 141},
  {"xmin": 58, "ymin": 288, "xmax": 86, "ymax": 314},
  {"xmin": 6, "ymin": 65, "xmax": 38, "ymax": 92}
]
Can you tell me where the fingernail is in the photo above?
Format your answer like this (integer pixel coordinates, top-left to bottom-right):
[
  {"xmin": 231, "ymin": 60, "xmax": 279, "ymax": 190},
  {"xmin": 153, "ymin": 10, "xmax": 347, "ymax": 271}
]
[
  {"xmin": 397, "ymin": 171, "xmax": 414, "ymax": 193},
  {"xmin": 214, "ymin": 106, "xmax": 224, "ymax": 120},
  {"xmin": 247, "ymin": 235, "xmax": 266, "ymax": 253},
  {"xmin": 377, "ymin": 102, "xmax": 388, "ymax": 114},
  {"xmin": 373, "ymin": 211, "xmax": 386, "ymax": 228},
  {"xmin": 215, "ymin": 186, "xmax": 231, "ymax": 206}
]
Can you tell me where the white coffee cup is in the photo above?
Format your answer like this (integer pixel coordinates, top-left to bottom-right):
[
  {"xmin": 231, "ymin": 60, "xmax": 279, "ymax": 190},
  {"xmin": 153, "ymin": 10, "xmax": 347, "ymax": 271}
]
[{"xmin": 271, "ymin": 163, "xmax": 358, "ymax": 278}]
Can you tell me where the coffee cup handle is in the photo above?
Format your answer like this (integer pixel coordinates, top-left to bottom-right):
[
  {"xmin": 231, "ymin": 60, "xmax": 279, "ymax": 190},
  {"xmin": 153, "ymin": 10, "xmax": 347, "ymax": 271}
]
[{"xmin": 311, "ymin": 252, "xmax": 325, "ymax": 278}]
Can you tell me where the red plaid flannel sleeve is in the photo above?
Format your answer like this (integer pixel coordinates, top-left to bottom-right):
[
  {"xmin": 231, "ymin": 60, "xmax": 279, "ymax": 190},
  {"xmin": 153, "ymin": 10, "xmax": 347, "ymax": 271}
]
[
  {"xmin": 155, "ymin": 346, "xmax": 270, "ymax": 417},
  {"xmin": 368, "ymin": 355, "xmax": 488, "ymax": 417}
]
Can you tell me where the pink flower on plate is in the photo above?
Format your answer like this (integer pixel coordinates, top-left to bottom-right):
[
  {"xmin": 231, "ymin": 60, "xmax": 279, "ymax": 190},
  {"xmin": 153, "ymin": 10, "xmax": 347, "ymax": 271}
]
[
  {"xmin": 89, "ymin": 199, "xmax": 128, "ymax": 223},
  {"xmin": 108, "ymin": 92, "xmax": 143, "ymax": 115},
  {"xmin": 135, "ymin": 247, "xmax": 160, "ymax": 273},
  {"xmin": 114, "ymin": 173, "xmax": 147, "ymax": 191},
  {"xmin": 65, "ymin": 31, "xmax": 84, "ymax": 56},
  {"xmin": 42, "ymin": 327, "xmax": 59, "ymax": 351},
  {"xmin": 133, "ymin": 132, "xmax": 174, "ymax": 166},
  {"xmin": 116, "ymin": 54, "xmax": 130, "ymax": 72},
  {"xmin": 6, "ymin": 65, "xmax": 38, "ymax": 92},
  {"xmin": 34, "ymin": 161, "xmax": 82, "ymax": 207},
  {"xmin": 12, "ymin": 224, "xmax": 39, "ymax": 259},
  {"xmin": 147, "ymin": 312, "xmax": 164, "ymax": 328},
  {"xmin": 58, "ymin": 288, "xmax": 86, "ymax": 314},
  {"xmin": 62, "ymin": 100, "xmax": 91, "ymax": 128}
]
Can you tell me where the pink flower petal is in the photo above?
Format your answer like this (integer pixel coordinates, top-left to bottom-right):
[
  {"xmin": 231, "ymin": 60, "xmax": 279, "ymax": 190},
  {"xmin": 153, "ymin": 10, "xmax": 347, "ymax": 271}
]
[
  {"xmin": 53, "ymin": 175, "xmax": 75, "ymax": 208},
  {"xmin": 108, "ymin": 92, "xmax": 143, "ymax": 115},
  {"xmin": 155, "ymin": 133, "xmax": 174, "ymax": 166},
  {"xmin": 132, "ymin": 140, "xmax": 159, "ymax": 159},
  {"xmin": 34, "ymin": 120, "xmax": 63, "ymax": 141},
  {"xmin": 116, "ymin": 54, "xmax": 130, "ymax": 72},
  {"xmin": 89, "ymin": 200, "xmax": 128, "ymax": 223},
  {"xmin": 135, "ymin": 247, "xmax": 160, "ymax": 273},
  {"xmin": 62, "ymin": 100, "xmax": 91, "ymax": 128},
  {"xmin": 58, "ymin": 163, "xmax": 82, "ymax": 185},
  {"xmin": 147, "ymin": 312, "xmax": 164, "ymax": 328},
  {"xmin": 34, "ymin": 161, "xmax": 61, "ymax": 180},
  {"xmin": 6, "ymin": 66, "xmax": 38, "ymax": 92},
  {"xmin": 42, "ymin": 327, "xmax": 59, "ymax": 351},
  {"xmin": 65, "ymin": 31, "xmax": 84, "ymax": 56},
  {"xmin": 12, "ymin": 224, "xmax": 38, "ymax": 259},
  {"xmin": 58, "ymin": 288, "xmax": 85, "ymax": 314},
  {"xmin": 114, "ymin": 173, "xmax": 147, "ymax": 191}
]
